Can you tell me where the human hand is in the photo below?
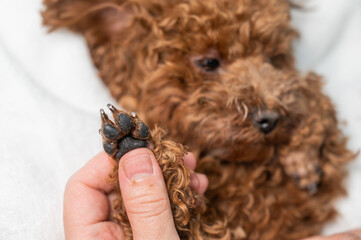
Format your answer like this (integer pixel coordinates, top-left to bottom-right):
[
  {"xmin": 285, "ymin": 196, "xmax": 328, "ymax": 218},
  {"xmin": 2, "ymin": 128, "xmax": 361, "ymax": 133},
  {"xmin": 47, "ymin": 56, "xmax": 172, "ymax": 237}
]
[
  {"xmin": 304, "ymin": 229, "xmax": 361, "ymax": 240},
  {"xmin": 63, "ymin": 148, "xmax": 208, "ymax": 240}
]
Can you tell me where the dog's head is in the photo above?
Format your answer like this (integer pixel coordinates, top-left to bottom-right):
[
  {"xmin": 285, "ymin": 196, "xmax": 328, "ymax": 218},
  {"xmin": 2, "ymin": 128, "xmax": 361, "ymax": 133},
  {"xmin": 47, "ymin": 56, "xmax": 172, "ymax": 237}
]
[{"xmin": 44, "ymin": 0, "xmax": 316, "ymax": 162}]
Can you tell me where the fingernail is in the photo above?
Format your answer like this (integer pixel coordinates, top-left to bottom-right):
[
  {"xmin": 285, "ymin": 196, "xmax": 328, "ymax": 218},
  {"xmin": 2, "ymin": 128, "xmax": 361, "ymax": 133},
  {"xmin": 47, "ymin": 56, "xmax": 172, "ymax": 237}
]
[{"xmin": 122, "ymin": 152, "xmax": 153, "ymax": 180}]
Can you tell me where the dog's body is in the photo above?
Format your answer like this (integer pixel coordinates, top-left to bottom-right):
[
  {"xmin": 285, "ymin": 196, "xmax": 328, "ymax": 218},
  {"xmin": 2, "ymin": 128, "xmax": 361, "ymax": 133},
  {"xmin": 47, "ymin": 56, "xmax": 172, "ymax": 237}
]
[{"xmin": 43, "ymin": 0, "xmax": 354, "ymax": 239}]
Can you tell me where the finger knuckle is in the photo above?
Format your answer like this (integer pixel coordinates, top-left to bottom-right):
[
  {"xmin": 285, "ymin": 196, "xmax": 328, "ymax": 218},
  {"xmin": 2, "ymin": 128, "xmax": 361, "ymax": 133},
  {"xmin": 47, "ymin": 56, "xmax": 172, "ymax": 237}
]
[{"xmin": 126, "ymin": 195, "xmax": 170, "ymax": 219}]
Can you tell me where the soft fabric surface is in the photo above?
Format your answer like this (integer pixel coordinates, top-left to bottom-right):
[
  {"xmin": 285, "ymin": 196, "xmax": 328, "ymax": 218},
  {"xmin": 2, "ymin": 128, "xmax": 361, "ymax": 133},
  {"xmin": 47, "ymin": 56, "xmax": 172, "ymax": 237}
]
[{"xmin": 0, "ymin": 0, "xmax": 360, "ymax": 239}]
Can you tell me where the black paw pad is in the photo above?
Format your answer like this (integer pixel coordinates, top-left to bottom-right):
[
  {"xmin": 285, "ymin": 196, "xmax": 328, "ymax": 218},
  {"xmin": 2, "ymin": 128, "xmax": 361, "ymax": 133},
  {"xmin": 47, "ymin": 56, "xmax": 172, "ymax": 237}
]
[
  {"xmin": 115, "ymin": 136, "xmax": 147, "ymax": 159},
  {"xmin": 103, "ymin": 142, "xmax": 116, "ymax": 155},
  {"xmin": 134, "ymin": 122, "xmax": 150, "ymax": 139},
  {"xmin": 100, "ymin": 104, "xmax": 151, "ymax": 161},
  {"xmin": 102, "ymin": 123, "xmax": 120, "ymax": 140},
  {"xmin": 117, "ymin": 113, "xmax": 134, "ymax": 133}
]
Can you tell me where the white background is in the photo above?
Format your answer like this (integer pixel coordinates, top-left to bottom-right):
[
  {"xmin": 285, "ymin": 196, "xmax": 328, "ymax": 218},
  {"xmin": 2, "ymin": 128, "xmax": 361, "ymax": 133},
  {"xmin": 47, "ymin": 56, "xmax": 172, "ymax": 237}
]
[{"xmin": 0, "ymin": 0, "xmax": 360, "ymax": 239}]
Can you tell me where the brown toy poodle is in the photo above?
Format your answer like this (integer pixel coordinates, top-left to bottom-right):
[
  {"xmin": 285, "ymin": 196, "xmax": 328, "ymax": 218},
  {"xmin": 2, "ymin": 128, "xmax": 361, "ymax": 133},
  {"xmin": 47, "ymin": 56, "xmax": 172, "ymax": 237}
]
[{"xmin": 42, "ymin": 0, "xmax": 355, "ymax": 239}]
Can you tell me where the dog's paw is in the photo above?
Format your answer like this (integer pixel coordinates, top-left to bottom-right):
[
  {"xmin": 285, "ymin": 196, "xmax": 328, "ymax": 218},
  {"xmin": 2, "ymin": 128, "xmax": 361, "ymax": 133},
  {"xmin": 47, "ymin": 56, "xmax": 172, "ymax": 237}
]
[
  {"xmin": 281, "ymin": 151, "xmax": 323, "ymax": 195},
  {"xmin": 100, "ymin": 104, "xmax": 151, "ymax": 160}
]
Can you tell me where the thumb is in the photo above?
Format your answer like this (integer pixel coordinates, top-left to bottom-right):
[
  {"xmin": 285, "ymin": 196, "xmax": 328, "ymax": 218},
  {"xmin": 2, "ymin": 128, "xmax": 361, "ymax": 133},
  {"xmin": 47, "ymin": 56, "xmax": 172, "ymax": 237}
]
[{"xmin": 118, "ymin": 148, "xmax": 179, "ymax": 240}]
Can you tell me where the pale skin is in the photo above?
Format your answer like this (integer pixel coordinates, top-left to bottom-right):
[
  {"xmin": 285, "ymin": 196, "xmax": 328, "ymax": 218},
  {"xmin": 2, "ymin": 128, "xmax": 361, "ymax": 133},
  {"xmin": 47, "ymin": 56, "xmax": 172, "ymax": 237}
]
[
  {"xmin": 63, "ymin": 149, "xmax": 207, "ymax": 240},
  {"xmin": 64, "ymin": 149, "xmax": 360, "ymax": 240}
]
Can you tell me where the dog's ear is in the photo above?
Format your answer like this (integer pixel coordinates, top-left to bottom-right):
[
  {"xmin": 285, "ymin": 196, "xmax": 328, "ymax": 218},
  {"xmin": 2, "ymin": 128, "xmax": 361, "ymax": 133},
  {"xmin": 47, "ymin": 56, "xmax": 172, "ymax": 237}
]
[{"xmin": 42, "ymin": 0, "xmax": 133, "ymax": 43}]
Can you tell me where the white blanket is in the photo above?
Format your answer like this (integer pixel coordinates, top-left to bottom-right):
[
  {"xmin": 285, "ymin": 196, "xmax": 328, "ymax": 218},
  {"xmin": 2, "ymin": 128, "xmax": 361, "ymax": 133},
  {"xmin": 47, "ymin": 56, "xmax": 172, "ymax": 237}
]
[{"xmin": 0, "ymin": 0, "xmax": 360, "ymax": 239}]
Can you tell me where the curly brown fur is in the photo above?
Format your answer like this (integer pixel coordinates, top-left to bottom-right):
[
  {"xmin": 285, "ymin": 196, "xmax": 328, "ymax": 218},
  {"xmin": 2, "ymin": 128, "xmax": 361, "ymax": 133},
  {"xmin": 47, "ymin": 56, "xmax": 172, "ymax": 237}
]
[{"xmin": 42, "ymin": 0, "xmax": 355, "ymax": 239}]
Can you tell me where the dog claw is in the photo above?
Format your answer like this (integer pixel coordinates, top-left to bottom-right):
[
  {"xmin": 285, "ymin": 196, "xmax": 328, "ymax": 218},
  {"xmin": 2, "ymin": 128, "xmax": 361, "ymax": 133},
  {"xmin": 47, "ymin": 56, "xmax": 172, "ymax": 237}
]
[
  {"xmin": 107, "ymin": 103, "xmax": 116, "ymax": 112},
  {"xmin": 306, "ymin": 183, "xmax": 318, "ymax": 195},
  {"xmin": 100, "ymin": 104, "xmax": 151, "ymax": 161},
  {"xmin": 100, "ymin": 109, "xmax": 108, "ymax": 121}
]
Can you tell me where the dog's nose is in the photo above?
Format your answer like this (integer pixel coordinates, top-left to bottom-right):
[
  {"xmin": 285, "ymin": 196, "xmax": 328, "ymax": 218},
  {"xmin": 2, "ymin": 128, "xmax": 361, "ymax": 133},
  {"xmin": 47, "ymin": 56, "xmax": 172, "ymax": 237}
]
[{"xmin": 252, "ymin": 110, "xmax": 279, "ymax": 134}]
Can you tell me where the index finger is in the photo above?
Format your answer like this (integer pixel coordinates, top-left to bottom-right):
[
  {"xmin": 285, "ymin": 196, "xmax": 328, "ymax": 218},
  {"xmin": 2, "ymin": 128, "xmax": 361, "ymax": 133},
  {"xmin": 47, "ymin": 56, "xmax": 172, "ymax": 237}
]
[
  {"xmin": 69, "ymin": 151, "xmax": 115, "ymax": 194},
  {"xmin": 63, "ymin": 152, "xmax": 116, "ymax": 237}
]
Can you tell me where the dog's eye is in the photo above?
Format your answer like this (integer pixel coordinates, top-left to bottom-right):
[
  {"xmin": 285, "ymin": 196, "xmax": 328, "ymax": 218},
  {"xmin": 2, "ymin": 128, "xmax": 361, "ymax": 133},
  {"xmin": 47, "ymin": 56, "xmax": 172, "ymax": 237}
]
[{"xmin": 195, "ymin": 58, "xmax": 220, "ymax": 72}]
